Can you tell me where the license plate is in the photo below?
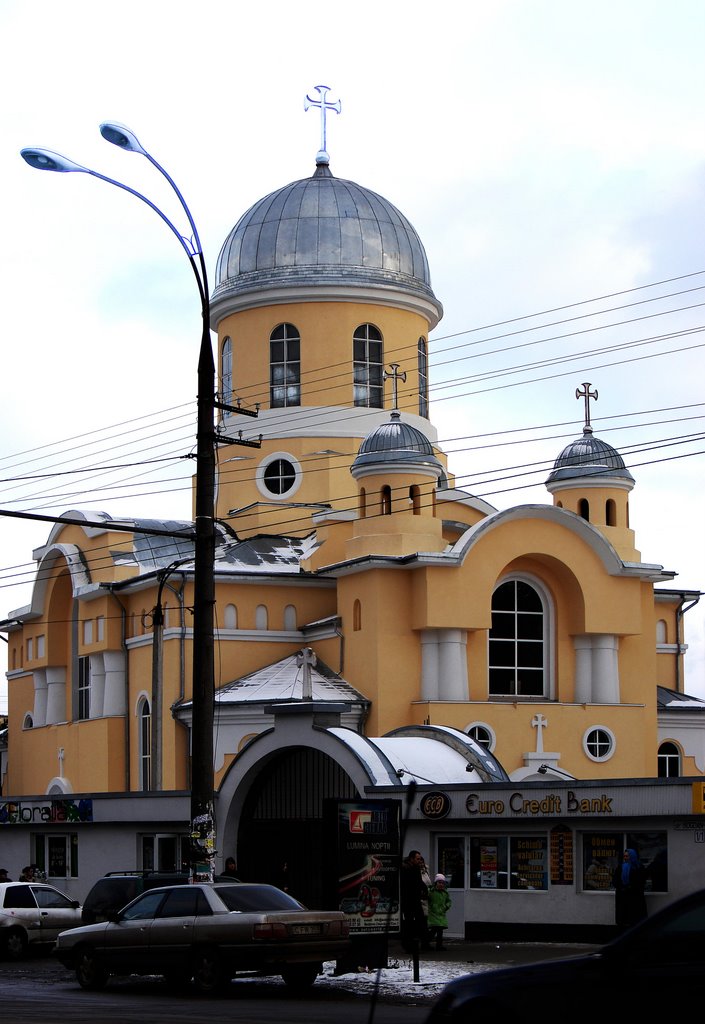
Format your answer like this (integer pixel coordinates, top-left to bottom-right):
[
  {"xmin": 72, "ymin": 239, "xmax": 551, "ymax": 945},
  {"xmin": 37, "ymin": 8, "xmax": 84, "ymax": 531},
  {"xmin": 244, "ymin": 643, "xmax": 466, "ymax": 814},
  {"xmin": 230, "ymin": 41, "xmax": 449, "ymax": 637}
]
[{"xmin": 290, "ymin": 924, "xmax": 321, "ymax": 935}]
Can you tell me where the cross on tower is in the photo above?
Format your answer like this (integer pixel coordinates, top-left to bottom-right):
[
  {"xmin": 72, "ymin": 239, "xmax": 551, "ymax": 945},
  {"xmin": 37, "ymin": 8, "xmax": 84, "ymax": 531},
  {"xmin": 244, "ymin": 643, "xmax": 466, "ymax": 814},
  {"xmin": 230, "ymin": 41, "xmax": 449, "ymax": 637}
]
[
  {"xmin": 304, "ymin": 85, "xmax": 341, "ymax": 166},
  {"xmin": 575, "ymin": 382, "xmax": 598, "ymax": 434},
  {"xmin": 384, "ymin": 363, "xmax": 407, "ymax": 410}
]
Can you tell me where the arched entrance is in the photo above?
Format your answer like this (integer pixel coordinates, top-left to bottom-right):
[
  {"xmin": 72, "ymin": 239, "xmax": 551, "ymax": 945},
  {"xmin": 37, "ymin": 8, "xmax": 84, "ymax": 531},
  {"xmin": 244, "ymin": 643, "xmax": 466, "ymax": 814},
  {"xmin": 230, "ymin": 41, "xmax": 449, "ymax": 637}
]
[{"xmin": 237, "ymin": 746, "xmax": 358, "ymax": 908}]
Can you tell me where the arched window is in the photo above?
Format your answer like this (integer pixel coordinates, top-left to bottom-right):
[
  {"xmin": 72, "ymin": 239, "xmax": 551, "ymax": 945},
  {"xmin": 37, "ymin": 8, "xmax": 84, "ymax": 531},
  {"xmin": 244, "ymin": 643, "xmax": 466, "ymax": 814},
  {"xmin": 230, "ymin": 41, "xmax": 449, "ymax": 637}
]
[
  {"xmin": 409, "ymin": 485, "xmax": 421, "ymax": 514},
  {"xmin": 139, "ymin": 698, "xmax": 152, "ymax": 791},
  {"xmin": 221, "ymin": 336, "xmax": 233, "ymax": 416},
  {"xmin": 224, "ymin": 604, "xmax": 237, "ymax": 630},
  {"xmin": 284, "ymin": 605, "xmax": 297, "ymax": 630},
  {"xmin": 606, "ymin": 498, "xmax": 616, "ymax": 526},
  {"xmin": 353, "ymin": 599, "xmax": 362, "ymax": 632},
  {"xmin": 658, "ymin": 741, "xmax": 680, "ymax": 778},
  {"xmin": 22, "ymin": 713, "xmax": 33, "ymax": 730},
  {"xmin": 489, "ymin": 579, "xmax": 548, "ymax": 697},
  {"xmin": 417, "ymin": 337, "xmax": 429, "ymax": 418},
  {"xmin": 359, "ymin": 487, "xmax": 367, "ymax": 518},
  {"xmin": 270, "ymin": 323, "xmax": 301, "ymax": 407},
  {"xmin": 381, "ymin": 485, "xmax": 392, "ymax": 515},
  {"xmin": 255, "ymin": 605, "xmax": 268, "ymax": 630},
  {"xmin": 656, "ymin": 619, "xmax": 667, "ymax": 645},
  {"xmin": 353, "ymin": 324, "xmax": 383, "ymax": 408},
  {"xmin": 578, "ymin": 498, "xmax": 590, "ymax": 521}
]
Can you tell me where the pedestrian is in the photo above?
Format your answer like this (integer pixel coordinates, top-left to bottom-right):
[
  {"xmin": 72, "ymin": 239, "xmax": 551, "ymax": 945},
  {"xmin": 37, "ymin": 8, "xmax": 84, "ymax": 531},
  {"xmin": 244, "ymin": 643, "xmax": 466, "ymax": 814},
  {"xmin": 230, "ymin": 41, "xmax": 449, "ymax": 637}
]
[
  {"xmin": 0, "ymin": 868, "xmax": 11, "ymax": 882},
  {"xmin": 613, "ymin": 848, "xmax": 647, "ymax": 930},
  {"xmin": 221, "ymin": 856, "xmax": 239, "ymax": 878},
  {"xmin": 18, "ymin": 865, "xmax": 34, "ymax": 882},
  {"xmin": 427, "ymin": 873, "xmax": 452, "ymax": 951},
  {"xmin": 400, "ymin": 850, "xmax": 430, "ymax": 952}
]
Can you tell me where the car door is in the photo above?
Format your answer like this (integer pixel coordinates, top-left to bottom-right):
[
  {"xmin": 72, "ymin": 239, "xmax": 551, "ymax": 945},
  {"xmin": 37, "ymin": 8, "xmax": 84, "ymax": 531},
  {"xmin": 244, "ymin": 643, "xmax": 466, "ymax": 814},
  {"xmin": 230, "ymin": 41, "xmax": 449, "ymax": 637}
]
[
  {"xmin": 1, "ymin": 884, "xmax": 41, "ymax": 943},
  {"xmin": 102, "ymin": 890, "xmax": 166, "ymax": 973},
  {"xmin": 148, "ymin": 887, "xmax": 205, "ymax": 973},
  {"xmin": 31, "ymin": 885, "xmax": 81, "ymax": 942}
]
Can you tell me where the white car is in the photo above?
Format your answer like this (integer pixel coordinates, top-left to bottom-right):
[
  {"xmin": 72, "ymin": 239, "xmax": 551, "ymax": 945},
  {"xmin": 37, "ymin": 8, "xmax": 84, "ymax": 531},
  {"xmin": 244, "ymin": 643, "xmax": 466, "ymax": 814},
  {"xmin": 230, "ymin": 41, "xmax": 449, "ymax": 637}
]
[{"xmin": 0, "ymin": 881, "xmax": 82, "ymax": 959}]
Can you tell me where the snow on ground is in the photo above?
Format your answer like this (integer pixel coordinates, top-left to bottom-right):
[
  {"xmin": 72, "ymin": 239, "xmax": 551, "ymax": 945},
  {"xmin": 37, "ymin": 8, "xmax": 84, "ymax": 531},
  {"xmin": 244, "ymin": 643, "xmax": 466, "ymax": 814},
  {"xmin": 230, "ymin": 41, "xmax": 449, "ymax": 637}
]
[{"xmin": 317, "ymin": 956, "xmax": 491, "ymax": 1002}]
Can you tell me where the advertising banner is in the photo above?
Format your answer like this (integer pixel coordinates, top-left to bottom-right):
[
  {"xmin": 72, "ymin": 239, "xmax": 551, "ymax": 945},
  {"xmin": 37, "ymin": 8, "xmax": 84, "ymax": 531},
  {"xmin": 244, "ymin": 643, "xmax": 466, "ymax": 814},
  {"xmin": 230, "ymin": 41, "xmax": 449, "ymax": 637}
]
[{"xmin": 334, "ymin": 800, "xmax": 401, "ymax": 935}]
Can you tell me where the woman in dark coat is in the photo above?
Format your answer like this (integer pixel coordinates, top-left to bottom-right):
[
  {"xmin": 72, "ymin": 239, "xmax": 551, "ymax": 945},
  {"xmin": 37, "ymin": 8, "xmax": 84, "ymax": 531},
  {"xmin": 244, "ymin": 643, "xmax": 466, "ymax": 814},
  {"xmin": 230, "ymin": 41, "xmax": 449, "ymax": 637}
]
[{"xmin": 613, "ymin": 848, "xmax": 647, "ymax": 930}]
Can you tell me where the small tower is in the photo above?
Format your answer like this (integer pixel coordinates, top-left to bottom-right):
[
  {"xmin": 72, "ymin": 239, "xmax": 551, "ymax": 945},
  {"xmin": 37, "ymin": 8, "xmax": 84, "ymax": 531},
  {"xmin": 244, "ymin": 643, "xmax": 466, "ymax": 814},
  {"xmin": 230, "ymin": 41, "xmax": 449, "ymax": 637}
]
[
  {"xmin": 346, "ymin": 409, "xmax": 445, "ymax": 559},
  {"xmin": 546, "ymin": 384, "xmax": 639, "ymax": 559}
]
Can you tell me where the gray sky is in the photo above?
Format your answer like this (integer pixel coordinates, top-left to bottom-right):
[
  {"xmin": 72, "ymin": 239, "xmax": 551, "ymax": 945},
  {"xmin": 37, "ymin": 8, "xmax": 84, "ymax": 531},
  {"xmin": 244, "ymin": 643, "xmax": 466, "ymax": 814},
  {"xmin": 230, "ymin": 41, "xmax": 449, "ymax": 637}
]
[{"xmin": 1, "ymin": 0, "xmax": 704, "ymax": 713}]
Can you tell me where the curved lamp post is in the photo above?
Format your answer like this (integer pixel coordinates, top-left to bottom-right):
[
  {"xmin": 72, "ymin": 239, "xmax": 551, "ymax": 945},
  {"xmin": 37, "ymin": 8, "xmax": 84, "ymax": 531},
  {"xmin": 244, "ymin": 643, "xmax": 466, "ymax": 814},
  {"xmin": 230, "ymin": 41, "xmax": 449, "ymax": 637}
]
[{"xmin": 22, "ymin": 126, "xmax": 216, "ymax": 877}]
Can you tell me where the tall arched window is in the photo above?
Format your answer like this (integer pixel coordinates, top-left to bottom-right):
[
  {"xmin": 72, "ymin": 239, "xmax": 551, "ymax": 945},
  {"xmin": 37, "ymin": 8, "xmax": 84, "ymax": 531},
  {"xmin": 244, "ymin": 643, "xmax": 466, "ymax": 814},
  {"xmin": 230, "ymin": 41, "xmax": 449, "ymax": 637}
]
[
  {"xmin": 224, "ymin": 604, "xmax": 237, "ymax": 630},
  {"xmin": 409, "ymin": 485, "xmax": 421, "ymax": 514},
  {"xmin": 606, "ymin": 498, "xmax": 616, "ymax": 526},
  {"xmin": 284, "ymin": 605, "xmax": 297, "ymax": 630},
  {"xmin": 359, "ymin": 487, "xmax": 367, "ymax": 518},
  {"xmin": 489, "ymin": 579, "xmax": 548, "ymax": 697},
  {"xmin": 579, "ymin": 498, "xmax": 590, "ymax": 521},
  {"xmin": 417, "ymin": 337, "xmax": 429, "ymax": 418},
  {"xmin": 658, "ymin": 741, "xmax": 680, "ymax": 777},
  {"xmin": 221, "ymin": 336, "xmax": 233, "ymax": 416},
  {"xmin": 353, "ymin": 599, "xmax": 362, "ymax": 632},
  {"xmin": 270, "ymin": 323, "xmax": 301, "ymax": 407},
  {"xmin": 139, "ymin": 697, "xmax": 152, "ymax": 791},
  {"xmin": 353, "ymin": 324, "xmax": 383, "ymax": 408},
  {"xmin": 255, "ymin": 605, "xmax": 268, "ymax": 630},
  {"xmin": 381, "ymin": 485, "xmax": 392, "ymax": 515}
]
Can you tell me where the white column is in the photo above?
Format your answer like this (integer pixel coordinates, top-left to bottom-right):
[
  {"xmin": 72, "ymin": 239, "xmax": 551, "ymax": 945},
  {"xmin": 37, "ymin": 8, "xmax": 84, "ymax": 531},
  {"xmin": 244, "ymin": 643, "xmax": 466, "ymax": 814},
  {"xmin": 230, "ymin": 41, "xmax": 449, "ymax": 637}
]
[
  {"xmin": 32, "ymin": 669, "xmax": 48, "ymax": 727},
  {"xmin": 102, "ymin": 650, "xmax": 127, "ymax": 716},
  {"xmin": 592, "ymin": 634, "xmax": 620, "ymax": 703},
  {"xmin": 45, "ymin": 666, "xmax": 67, "ymax": 724},
  {"xmin": 420, "ymin": 630, "xmax": 440, "ymax": 700},
  {"xmin": 573, "ymin": 636, "xmax": 593, "ymax": 703},
  {"xmin": 438, "ymin": 628, "xmax": 469, "ymax": 700}
]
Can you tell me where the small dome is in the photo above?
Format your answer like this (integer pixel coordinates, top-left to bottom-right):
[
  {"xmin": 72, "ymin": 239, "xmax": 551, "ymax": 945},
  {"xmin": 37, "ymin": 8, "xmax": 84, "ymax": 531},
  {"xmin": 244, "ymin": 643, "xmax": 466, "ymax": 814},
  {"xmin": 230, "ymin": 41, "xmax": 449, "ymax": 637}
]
[
  {"xmin": 547, "ymin": 431, "xmax": 634, "ymax": 485},
  {"xmin": 351, "ymin": 411, "xmax": 443, "ymax": 477},
  {"xmin": 211, "ymin": 165, "xmax": 442, "ymax": 325}
]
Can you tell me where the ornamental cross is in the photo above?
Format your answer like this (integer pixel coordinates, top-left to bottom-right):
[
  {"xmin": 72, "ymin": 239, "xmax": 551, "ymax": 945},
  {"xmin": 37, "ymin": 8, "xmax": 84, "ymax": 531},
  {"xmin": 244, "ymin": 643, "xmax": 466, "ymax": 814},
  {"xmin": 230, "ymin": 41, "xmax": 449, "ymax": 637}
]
[
  {"xmin": 576, "ymin": 382, "xmax": 598, "ymax": 434},
  {"xmin": 532, "ymin": 713, "xmax": 548, "ymax": 754},
  {"xmin": 384, "ymin": 362, "xmax": 407, "ymax": 410},
  {"xmin": 304, "ymin": 85, "xmax": 341, "ymax": 165}
]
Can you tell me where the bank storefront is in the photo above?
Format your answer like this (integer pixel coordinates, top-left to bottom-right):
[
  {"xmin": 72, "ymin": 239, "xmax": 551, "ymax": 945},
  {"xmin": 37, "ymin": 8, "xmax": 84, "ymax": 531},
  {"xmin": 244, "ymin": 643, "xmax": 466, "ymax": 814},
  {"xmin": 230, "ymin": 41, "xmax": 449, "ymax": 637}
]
[{"xmin": 396, "ymin": 777, "xmax": 705, "ymax": 940}]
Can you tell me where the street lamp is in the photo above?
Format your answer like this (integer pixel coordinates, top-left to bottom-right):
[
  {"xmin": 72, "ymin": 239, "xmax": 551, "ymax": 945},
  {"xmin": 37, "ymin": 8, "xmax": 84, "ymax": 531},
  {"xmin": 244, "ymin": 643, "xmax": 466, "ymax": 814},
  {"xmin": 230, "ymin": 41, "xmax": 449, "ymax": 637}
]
[{"xmin": 22, "ymin": 126, "xmax": 217, "ymax": 877}]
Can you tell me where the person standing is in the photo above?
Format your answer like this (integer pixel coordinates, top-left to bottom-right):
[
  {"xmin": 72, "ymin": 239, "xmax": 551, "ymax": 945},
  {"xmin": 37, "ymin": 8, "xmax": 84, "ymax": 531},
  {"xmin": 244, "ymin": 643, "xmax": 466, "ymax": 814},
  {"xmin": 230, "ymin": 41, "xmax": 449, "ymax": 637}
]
[
  {"xmin": 221, "ymin": 856, "xmax": 239, "ymax": 878},
  {"xmin": 613, "ymin": 848, "xmax": 647, "ymax": 930},
  {"xmin": 400, "ymin": 850, "xmax": 430, "ymax": 951},
  {"xmin": 427, "ymin": 873, "xmax": 452, "ymax": 951}
]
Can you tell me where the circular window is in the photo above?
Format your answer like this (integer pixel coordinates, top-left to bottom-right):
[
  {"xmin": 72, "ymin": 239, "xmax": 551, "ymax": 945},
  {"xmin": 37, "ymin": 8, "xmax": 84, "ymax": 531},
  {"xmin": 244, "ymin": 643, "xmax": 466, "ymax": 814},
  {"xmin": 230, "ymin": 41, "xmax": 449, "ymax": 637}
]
[
  {"xmin": 256, "ymin": 452, "xmax": 303, "ymax": 500},
  {"xmin": 583, "ymin": 726, "xmax": 615, "ymax": 762},
  {"xmin": 466, "ymin": 723, "xmax": 495, "ymax": 751}
]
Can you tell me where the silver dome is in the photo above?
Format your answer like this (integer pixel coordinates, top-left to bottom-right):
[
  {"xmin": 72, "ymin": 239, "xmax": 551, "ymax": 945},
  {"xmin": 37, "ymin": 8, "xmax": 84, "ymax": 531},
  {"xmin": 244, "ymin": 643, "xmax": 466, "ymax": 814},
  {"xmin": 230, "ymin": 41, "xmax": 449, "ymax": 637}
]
[
  {"xmin": 547, "ymin": 431, "xmax": 634, "ymax": 485},
  {"xmin": 211, "ymin": 165, "xmax": 442, "ymax": 324},
  {"xmin": 351, "ymin": 412, "xmax": 443, "ymax": 476}
]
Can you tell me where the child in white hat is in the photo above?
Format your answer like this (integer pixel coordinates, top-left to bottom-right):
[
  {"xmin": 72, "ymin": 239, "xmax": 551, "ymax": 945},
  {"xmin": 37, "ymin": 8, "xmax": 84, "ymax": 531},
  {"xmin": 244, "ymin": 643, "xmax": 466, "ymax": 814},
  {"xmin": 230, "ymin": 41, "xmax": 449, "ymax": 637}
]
[{"xmin": 427, "ymin": 873, "xmax": 452, "ymax": 951}]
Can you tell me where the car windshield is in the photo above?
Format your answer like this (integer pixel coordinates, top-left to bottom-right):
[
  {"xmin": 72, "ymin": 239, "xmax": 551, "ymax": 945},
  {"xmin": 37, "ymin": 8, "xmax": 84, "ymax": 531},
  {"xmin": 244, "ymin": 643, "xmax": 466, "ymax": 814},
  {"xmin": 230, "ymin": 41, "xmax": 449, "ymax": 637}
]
[{"xmin": 214, "ymin": 885, "xmax": 304, "ymax": 912}]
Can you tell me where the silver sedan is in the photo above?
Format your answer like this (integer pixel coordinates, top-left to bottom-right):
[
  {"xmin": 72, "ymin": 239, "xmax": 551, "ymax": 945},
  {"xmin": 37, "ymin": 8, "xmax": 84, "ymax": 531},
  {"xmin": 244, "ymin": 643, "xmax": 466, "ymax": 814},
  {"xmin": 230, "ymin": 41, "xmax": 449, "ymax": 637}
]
[{"xmin": 54, "ymin": 882, "xmax": 350, "ymax": 993}]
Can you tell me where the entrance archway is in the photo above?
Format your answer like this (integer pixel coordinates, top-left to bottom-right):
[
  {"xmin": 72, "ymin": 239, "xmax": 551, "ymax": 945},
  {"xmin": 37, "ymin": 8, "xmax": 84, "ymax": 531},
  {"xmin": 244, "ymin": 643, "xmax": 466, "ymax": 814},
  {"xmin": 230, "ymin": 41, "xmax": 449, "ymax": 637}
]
[{"xmin": 237, "ymin": 746, "xmax": 358, "ymax": 908}]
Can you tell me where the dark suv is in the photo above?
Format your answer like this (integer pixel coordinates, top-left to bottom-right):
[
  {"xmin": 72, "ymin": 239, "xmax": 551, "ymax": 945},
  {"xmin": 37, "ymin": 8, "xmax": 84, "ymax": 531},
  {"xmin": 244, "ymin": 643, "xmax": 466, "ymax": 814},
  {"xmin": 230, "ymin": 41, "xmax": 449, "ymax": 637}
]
[{"xmin": 81, "ymin": 871, "xmax": 190, "ymax": 924}]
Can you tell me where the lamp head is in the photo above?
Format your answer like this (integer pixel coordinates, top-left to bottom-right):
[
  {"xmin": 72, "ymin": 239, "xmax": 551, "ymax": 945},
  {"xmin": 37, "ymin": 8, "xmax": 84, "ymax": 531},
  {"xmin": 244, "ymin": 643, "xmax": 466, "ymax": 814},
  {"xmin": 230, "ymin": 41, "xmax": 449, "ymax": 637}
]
[
  {"xmin": 100, "ymin": 122, "xmax": 147, "ymax": 155},
  {"xmin": 20, "ymin": 148, "xmax": 88, "ymax": 173}
]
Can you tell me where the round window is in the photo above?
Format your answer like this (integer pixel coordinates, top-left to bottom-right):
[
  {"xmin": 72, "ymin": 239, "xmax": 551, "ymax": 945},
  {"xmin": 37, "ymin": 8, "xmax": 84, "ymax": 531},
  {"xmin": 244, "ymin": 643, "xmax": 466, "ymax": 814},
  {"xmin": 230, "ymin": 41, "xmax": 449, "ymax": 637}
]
[
  {"xmin": 584, "ymin": 726, "xmax": 615, "ymax": 762},
  {"xmin": 255, "ymin": 452, "xmax": 303, "ymax": 500}
]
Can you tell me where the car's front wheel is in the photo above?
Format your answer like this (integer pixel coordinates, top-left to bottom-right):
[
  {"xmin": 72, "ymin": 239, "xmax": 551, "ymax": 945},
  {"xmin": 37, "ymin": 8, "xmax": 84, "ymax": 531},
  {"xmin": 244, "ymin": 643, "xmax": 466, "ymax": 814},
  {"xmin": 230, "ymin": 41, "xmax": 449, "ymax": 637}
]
[
  {"xmin": 192, "ymin": 948, "xmax": 225, "ymax": 995},
  {"xmin": 75, "ymin": 947, "xmax": 109, "ymax": 990},
  {"xmin": 280, "ymin": 963, "xmax": 320, "ymax": 990},
  {"xmin": 3, "ymin": 928, "xmax": 28, "ymax": 960}
]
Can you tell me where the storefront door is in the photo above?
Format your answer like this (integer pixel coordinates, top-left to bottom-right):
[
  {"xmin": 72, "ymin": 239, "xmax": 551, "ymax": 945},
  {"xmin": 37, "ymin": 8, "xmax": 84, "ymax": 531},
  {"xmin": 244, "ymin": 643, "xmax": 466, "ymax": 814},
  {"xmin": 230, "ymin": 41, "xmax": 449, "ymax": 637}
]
[{"xmin": 435, "ymin": 834, "xmax": 466, "ymax": 938}]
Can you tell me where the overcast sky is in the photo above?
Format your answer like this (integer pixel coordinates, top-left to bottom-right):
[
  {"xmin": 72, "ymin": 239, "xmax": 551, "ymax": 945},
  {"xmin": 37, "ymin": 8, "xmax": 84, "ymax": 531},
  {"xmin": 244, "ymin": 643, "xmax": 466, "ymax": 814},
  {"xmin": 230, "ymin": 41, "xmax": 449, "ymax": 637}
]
[{"xmin": 1, "ymin": 0, "xmax": 704, "ymax": 715}]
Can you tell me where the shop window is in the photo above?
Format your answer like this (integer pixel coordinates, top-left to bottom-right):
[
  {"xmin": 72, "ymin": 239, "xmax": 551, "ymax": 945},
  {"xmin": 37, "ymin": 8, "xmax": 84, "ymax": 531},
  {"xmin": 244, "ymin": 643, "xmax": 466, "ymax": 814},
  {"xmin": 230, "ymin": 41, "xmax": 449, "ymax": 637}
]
[
  {"xmin": 469, "ymin": 835, "xmax": 548, "ymax": 891},
  {"xmin": 418, "ymin": 337, "xmax": 429, "ymax": 418},
  {"xmin": 489, "ymin": 578, "xmax": 549, "ymax": 697},
  {"xmin": 658, "ymin": 741, "xmax": 680, "ymax": 778},
  {"xmin": 270, "ymin": 323, "xmax": 300, "ymax": 408},
  {"xmin": 353, "ymin": 324, "xmax": 383, "ymax": 408},
  {"xmin": 32, "ymin": 833, "xmax": 79, "ymax": 879},
  {"xmin": 140, "ymin": 833, "xmax": 189, "ymax": 873},
  {"xmin": 582, "ymin": 831, "xmax": 667, "ymax": 893}
]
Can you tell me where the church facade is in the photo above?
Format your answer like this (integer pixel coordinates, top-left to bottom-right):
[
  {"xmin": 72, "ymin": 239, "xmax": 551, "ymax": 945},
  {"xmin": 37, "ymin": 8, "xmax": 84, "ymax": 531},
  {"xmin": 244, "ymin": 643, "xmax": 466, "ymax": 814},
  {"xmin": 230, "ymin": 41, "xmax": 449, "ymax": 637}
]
[{"xmin": 2, "ymin": 129, "xmax": 704, "ymax": 936}]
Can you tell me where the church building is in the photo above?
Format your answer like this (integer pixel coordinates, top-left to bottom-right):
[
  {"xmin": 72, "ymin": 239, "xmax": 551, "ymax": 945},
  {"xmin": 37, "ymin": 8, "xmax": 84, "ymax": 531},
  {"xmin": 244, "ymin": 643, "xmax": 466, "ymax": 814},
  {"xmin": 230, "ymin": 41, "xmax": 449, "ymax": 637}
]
[{"xmin": 2, "ymin": 99, "xmax": 704, "ymax": 937}]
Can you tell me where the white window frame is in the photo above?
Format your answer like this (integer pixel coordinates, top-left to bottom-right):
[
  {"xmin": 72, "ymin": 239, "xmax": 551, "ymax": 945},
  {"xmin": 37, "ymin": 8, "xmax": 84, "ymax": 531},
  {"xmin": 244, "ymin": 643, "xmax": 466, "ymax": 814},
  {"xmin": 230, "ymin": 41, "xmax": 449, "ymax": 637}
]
[{"xmin": 488, "ymin": 574, "xmax": 554, "ymax": 700}]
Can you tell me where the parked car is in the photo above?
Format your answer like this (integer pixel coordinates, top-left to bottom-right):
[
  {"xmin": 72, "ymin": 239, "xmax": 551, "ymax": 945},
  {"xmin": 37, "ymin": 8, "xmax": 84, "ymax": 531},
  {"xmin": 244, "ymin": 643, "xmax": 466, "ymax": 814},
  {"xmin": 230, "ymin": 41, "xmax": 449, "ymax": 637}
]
[
  {"xmin": 425, "ymin": 887, "xmax": 705, "ymax": 1019},
  {"xmin": 0, "ymin": 881, "xmax": 82, "ymax": 959},
  {"xmin": 81, "ymin": 870, "xmax": 190, "ymax": 923},
  {"xmin": 55, "ymin": 882, "xmax": 350, "ymax": 993}
]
